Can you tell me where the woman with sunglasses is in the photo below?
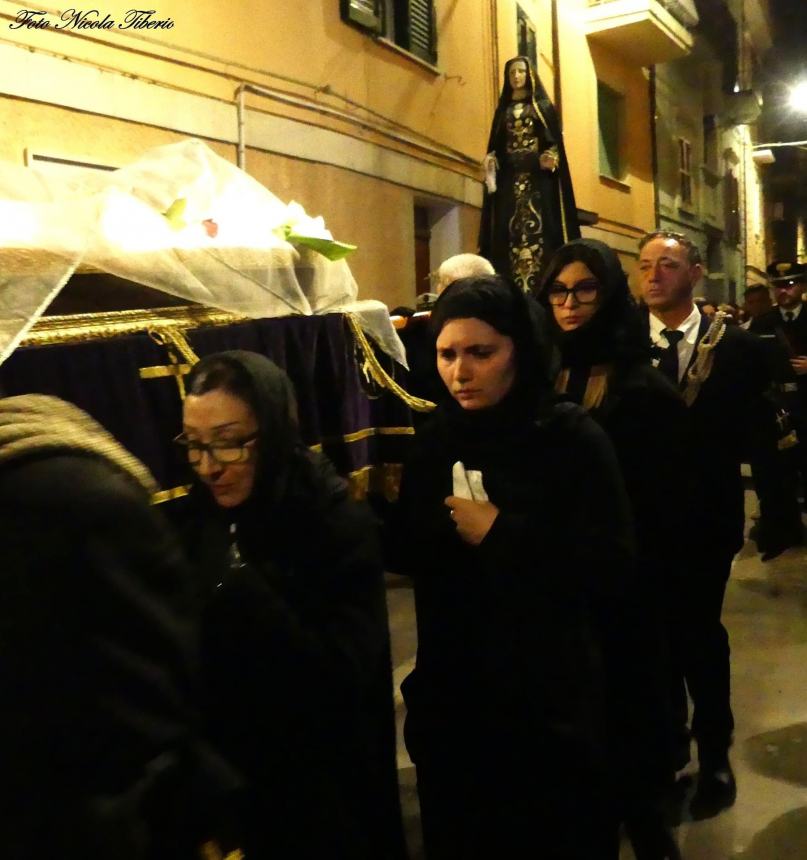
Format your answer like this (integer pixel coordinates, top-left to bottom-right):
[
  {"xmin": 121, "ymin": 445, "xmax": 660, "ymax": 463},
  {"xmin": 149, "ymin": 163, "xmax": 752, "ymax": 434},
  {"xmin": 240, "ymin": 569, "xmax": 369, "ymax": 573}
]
[
  {"xmin": 172, "ymin": 350, "xmax": 405, "ymax": 860},
  {"xmin": 395, "ymin": 274, "xmax": 635, "ymax": 858},
  {"xmin": 539, "ymin": 239, "xmax": 691, "ymax": 859}
]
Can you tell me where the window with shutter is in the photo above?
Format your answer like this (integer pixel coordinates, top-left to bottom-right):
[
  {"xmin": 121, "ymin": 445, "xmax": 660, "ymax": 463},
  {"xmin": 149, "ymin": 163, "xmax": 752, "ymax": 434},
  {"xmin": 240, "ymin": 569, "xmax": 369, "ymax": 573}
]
[
  {"xmin": 340, "ymin": 0, "xmax": 382, "ymax": 33},
  {"xmin": 678, "ymin": 138, "xmax": 693, "ymax": 206},
  {"xmin": 597, "ymin": 82, "xmax": 623, "ymax": 180},
  {"xmin": 405, "ymin": 0, "xmax": 437, "ymax": 64},
  {"xmin": 517, "ymin": 6, "xmax": 537, "ymax": 74},
  {"xmin": 341, "ymin": 0, "xmax": 437, "ymax": 66}
]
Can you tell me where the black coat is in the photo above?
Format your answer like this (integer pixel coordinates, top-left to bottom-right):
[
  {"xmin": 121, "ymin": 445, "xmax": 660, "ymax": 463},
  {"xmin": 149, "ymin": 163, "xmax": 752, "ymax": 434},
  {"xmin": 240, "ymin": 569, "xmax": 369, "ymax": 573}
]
[
  {"xmin": 397, "ymin": 402, "xmax": 634, "ymax": 767},
  {"xmin": 664, "ymin": 314, "xmax": 791, "ymax": 555},
  {"xmin": 592, "ymin": 364, "xmax": 694, "ymax": 565},
  {"xmin": 586, "ymin": 365, "xmax": 691, "ymax": 798},
  {"xmin": 750, "ymin": 305, "xmax": 807, "ymax": 357},
  {"xmin": 750, "ymin": 307, "xmax": 807, "ymax": 413},
  {"xmin": 0, "ymin": 453, "xmax": 232, "ymax": 860},
  {"xmin": 175, "ymin": 451, "xmax": 404, "ymax": 860}
]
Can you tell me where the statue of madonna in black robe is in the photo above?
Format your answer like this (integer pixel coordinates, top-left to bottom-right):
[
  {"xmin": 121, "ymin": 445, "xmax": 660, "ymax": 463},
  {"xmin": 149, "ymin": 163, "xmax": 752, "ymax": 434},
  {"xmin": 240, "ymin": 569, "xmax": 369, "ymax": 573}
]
[{"xmin": 478, "ymin": 56, "xmax": 580, "ymax": 292}]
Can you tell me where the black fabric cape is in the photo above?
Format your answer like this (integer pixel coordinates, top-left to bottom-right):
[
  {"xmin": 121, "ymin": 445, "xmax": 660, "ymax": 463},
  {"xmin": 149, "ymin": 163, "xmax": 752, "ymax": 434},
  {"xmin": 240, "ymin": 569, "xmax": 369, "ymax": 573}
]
[
  {"xmin": 478, "ymin": 55, "xmax": 580, "ymax": 290},
  {"xmin": 0, "ymin": 450, "xmax": 238, "ymax": 860},
  {"xmin": 537, "ymin": 239, "xmax": 691, "ymax": 807},
  {"xmin": 172, "ymin": 351, "xmax": 406, "ymax": 860}
]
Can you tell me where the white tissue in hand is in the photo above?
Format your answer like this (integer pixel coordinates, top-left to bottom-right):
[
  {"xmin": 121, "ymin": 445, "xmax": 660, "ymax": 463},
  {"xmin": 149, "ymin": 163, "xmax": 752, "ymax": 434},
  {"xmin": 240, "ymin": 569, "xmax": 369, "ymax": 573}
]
[
  {"xmin": 466, "ymin": 470, "xmax": 489, "ymax": 502},
  {"xmin": 452, "ymin": 461, "xmax": 489, "ymax": 502}
]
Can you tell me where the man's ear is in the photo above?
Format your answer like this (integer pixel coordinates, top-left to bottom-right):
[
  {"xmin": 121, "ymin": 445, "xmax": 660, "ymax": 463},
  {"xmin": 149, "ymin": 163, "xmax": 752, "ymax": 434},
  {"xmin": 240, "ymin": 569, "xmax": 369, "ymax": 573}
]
[{"xmin": 690, "ymin": 263, "xmax": 704, "ymax": 285}]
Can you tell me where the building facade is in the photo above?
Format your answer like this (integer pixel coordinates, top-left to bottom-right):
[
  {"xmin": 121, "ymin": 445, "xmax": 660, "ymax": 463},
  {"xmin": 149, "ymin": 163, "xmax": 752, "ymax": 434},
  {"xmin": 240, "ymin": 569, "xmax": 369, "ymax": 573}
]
[
  {"xmin": 653, "ymin": 0, "xmax": 771, "ymax": 304},
  {"xmin": 0, "ymin": 0, "xmax": 702, "ymax": 308}
]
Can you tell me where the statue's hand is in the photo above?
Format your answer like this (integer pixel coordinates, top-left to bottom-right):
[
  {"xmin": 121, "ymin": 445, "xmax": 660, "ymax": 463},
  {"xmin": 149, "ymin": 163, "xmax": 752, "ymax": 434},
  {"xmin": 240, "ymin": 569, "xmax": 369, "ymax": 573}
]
[
  {"xmin": 483, "ymin": 152, "xmax": 498, "ymax": 193},
  {"xmin": 539, "ymin": 149, "xmax": 559, "ymax": 171}
]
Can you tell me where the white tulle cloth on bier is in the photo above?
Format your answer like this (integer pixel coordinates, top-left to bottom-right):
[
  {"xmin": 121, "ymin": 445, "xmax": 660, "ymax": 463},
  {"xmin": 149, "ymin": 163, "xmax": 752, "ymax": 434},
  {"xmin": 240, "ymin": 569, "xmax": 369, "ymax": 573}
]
[{"xmin": 0, "ymin": 138, "xmax": 406, "ymax": 368}]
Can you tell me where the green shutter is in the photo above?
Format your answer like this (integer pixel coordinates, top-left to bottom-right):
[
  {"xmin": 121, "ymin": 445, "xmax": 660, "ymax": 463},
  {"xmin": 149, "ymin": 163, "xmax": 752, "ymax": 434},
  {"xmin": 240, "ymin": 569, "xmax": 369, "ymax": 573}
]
[
  {"xmin": 406, "ymin": 0, "xmax": 437, "ymax": 64},
  {"xmin": 341, "ymin": 0, "xmax": 382, "ymax": 33},
  {"xmin": 597, "ymin": 82, "xmax": 622, "ymax": 179}
]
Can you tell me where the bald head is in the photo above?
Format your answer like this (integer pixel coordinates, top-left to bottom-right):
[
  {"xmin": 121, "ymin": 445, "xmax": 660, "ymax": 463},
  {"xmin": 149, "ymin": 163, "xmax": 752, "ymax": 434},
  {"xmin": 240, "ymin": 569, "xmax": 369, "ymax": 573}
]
[{"xmin": 435, "ymin": 254, "xmax": 495, "ymax": 294}]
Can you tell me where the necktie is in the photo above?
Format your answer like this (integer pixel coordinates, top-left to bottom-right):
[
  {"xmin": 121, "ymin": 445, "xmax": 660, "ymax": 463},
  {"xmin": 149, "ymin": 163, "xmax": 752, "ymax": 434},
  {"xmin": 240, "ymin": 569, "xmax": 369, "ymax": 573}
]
[
  {"xmin": 786, "ymin": 311, "xmax": 794, "ymax": 323},
  {"xmin": 658, "ymin": 329, "xmax": 684, "ymax": 384}
]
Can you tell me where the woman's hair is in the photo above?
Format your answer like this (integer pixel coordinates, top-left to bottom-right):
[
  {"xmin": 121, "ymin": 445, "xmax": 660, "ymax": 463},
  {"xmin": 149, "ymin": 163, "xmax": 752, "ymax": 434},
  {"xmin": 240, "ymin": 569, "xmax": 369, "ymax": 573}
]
[
  {"xmin": 187, "ymin": 353, "xmax": 299, "ymax": 430},
  {"xmin": 537, "ymin": 238, "xmax": 648, "ymax": 369},
  {"xmin": 187, "ymin": 355, "xmax": 260, "ymax": 414}
]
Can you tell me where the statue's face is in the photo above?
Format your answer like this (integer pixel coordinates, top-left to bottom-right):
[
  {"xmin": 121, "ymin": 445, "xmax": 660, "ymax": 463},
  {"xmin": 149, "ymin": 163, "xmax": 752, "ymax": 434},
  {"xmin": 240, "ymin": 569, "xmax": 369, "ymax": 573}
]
[{"xmin": 508, "ymin": 60, "xmax": 528, "ymax": 92}]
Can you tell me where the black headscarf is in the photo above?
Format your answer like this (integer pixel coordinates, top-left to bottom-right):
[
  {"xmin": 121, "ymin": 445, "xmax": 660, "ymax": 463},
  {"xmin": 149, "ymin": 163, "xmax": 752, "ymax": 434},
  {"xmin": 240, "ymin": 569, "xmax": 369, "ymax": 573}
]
[
  {"xmin": 537, "ymin": 239, "xmax": 649, "ymax": 370},
  {"xmin": 183, "ymin": 351, "xmax": 344, "ymax": 556},
  {"xmin": 429, "ymin": 274, "xmax": 556, "ymax": 438},
  {"xmin": 185, "ymin": 350, "xmax": 302, "ymax": 506}
]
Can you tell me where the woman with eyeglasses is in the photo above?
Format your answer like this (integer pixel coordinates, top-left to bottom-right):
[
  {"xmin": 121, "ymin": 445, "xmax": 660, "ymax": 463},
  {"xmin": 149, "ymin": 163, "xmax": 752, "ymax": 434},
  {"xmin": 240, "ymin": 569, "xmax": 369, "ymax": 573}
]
[
  {"xmin": 172, "ymin": 350, "xmax": 405, "ymax": 860},
  {"xmin": 538, "ymin": 239, "xmax": 691, "ymax": 860},
  {"xmin": 394, "ymin": 274, "xmax": 635, "ymax": 858}
]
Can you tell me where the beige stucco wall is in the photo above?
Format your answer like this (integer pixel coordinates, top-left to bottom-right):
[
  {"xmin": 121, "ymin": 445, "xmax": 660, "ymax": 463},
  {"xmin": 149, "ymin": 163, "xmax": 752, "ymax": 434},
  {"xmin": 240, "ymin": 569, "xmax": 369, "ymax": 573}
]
[
  {"xmin": 0, "ymin": 0, "xmax": 494, "ymax": 168},
  {"xmin": 0, "ymin": 0, "xmax": 496, "ymax": 309},
  {"xmin": 0, "ymin": 0, "xmax": 661, "ymax": 308},
  {"xmin": 0, "ymin": 99, "xmax": 233, "ymax": 166}
]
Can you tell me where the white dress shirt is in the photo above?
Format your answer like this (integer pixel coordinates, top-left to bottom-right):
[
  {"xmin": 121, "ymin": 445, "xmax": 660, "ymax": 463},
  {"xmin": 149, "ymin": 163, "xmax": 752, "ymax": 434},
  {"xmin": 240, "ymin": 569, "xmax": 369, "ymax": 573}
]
[
  {"xmin": 779, "ymin": 304, "xmax": 802, "ymax": 323},
  {"xmin": 649, "ymin": 303, "xmax": 703, "ymax": 384}
]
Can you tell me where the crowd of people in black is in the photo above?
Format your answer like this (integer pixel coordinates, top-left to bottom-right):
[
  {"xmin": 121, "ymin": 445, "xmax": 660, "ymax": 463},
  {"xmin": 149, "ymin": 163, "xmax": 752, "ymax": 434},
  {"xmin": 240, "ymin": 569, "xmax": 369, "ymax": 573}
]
[{"xmin": 1, "ymin": 232, "xmax": 806, "ymax": 860}]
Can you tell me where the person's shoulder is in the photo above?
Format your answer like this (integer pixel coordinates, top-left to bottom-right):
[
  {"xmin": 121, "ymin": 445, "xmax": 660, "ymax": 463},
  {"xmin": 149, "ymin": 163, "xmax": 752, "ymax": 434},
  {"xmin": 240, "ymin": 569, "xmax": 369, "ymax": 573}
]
[
  {"xmin": 750, "ymin": 309, "xmax": 780, "ymax": 332},
  {"xmin": 534, "ymin": 398, "xmax": 606, "ymax": 448},
  {"xmin": 612, "ymin": 363, "xmax": 684, "ymax": 411},
  {"xmin": 534, "ymin": 397, "xmax": 587, "ymax": 431},
  {"xmin": 536, "ymin": 402, "xmax": 622, "ymax": 478},
  {"xmin": 304, "ymin": 449, "xmax": 378, "ymax": 529},
  {"xmin": 713, "ymin": 319, "xmax": 762, "ymax": 355},
  {"xmin": 404, "ymin": 411, "xmax": 450, "ymax": 464},
  {"xmin": 0, "ymin": 452, "xmax": 147, "ymax": 516},
  {"xmin": 307, "ymin": 449, "xmax": 349, "ymax": 500}
]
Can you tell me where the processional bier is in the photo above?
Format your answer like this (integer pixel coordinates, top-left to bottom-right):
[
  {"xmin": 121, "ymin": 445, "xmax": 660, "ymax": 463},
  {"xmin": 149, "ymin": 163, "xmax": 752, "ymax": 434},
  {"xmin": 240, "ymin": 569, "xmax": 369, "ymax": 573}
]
[{"xmin": 0, "ymin": 269, "xmax": 420, "ymax": 508}]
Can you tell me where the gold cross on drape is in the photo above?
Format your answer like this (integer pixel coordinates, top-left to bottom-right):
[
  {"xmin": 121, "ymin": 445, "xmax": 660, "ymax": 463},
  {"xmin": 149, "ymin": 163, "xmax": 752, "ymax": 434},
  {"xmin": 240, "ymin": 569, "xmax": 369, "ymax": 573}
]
[{"xmin": 139, "ymin": 326, "xmax": 199, "ymax": 399}]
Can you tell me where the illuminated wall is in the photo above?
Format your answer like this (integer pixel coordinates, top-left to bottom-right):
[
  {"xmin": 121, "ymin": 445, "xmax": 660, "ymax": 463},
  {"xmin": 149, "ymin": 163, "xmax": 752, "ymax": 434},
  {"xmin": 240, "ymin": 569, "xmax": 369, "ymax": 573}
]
[{"xmin": 0, "ymin": 0, "xmax": 663, "ymax": 306}]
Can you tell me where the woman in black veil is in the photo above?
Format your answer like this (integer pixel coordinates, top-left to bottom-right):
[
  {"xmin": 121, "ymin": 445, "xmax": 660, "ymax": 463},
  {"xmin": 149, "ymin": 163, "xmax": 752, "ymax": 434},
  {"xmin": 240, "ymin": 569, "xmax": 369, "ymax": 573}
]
[{"xmin": 478, "ymin": 56, "xmax": 580, "ymax": 292}]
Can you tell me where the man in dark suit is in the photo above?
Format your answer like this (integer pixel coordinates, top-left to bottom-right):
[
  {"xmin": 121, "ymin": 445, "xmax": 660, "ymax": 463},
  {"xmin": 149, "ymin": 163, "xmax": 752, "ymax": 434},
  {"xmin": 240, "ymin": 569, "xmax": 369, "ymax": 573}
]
[
  {"xmin": 749, "ymin": 262, "xmax": 807, "ymax": 503},
  {"xmin": 637, "ymin": 231, "xmax": 798, "ymax": 821}
]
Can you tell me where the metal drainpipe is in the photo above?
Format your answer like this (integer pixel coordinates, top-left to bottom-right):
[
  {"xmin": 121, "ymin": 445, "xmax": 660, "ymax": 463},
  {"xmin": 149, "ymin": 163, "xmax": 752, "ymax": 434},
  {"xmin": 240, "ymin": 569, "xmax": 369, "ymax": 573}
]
[
  {"xmin": 233, "ymin": 81, "xmax": 480, "ymax": 173},
  {"xmin": 740, "ymin": 131, "xmax": 749, "ymax": 298},
  {"xmin": 649, "ymin": 66, "xmax": 660, "ymax": 228},
  {"xmin": 490, "ymin": 0, "xmax": 499, "ymax": 105},
  {"xmin": 551, "ymin": 0, "xmax": 562, "ymax": 122},
  {"xmin": 236, "ymin": 83, "xmax": 246, "ymax": 170}
]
